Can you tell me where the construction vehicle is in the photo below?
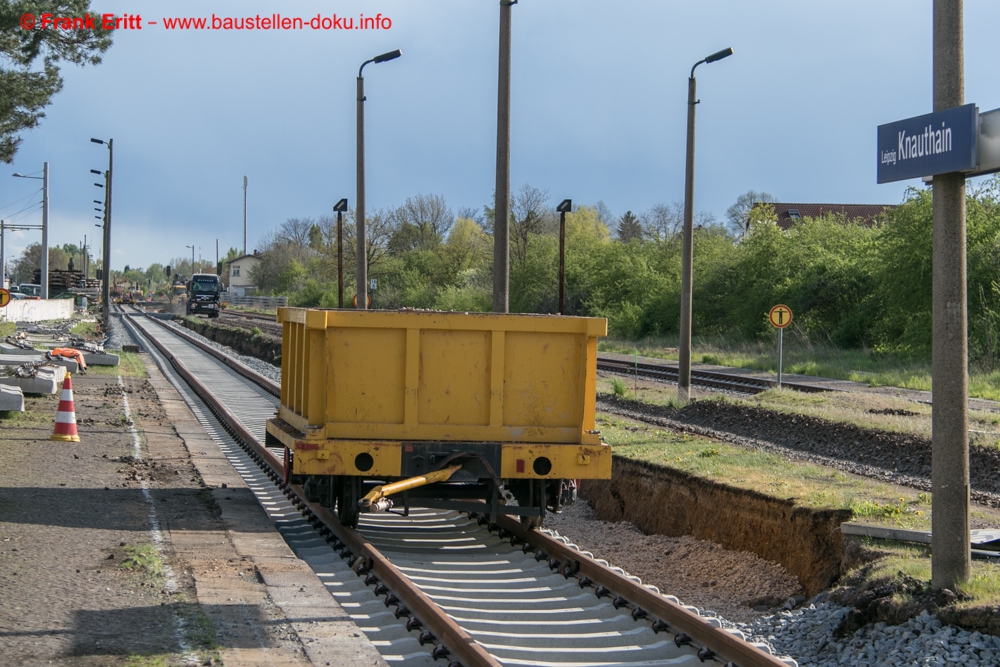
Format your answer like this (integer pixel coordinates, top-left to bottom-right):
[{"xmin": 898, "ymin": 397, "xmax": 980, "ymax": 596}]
[{"xmin": 186, "ymin": 273, "xmax": 221, "ymax": 317}]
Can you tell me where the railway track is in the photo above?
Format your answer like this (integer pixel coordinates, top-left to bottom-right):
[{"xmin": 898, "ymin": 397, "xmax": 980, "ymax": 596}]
[
  {"xmin": 117, "ymin": 306, "xmax": 796, "ymax": 667},
  {"xmin": 596, "ymin": 357, "xmax": 828, "ymax": 395}
]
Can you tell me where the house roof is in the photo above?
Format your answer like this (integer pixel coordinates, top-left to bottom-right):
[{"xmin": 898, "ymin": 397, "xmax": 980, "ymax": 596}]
[
  {"xmin": 754, "ymin": 203, "xmax": 897, "ymax": 230},
  {"xmin": 226, "ymin": 254, "xmax": 261, "ymax": 265}
]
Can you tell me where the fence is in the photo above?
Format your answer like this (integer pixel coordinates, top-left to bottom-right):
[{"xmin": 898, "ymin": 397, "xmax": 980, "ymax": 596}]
[{"xmin": 221, "ymin": 294, "xmax": 287, "ymax": 310}]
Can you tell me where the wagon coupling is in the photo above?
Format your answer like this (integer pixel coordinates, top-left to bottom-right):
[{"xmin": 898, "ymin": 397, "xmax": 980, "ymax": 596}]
[{"xmin": 358, "ymin": 464, "xmax": 463, "ymax": 513}]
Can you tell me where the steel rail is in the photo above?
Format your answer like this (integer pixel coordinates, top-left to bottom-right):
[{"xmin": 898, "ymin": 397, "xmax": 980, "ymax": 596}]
[
  {"xmin": 496, "ymin": 515, "xmax": 790, "ymax": 667},
  {"xmin": 124, "ymin": 312, "xmax": 501, "ymax": 667},
  {"xmin": 597, "ymin": 357, "xmax": 829, "ymax": 394}
]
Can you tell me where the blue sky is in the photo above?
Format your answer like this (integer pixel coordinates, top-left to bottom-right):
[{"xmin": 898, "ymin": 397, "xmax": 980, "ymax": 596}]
[{"xmin": 3, "ymin": 0, "xmax": 1000, "ymax": 271}]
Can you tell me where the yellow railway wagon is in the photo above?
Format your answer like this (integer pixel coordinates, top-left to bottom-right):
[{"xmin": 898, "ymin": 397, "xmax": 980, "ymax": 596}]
[{"xmin": 265, "ymin": 308, "xmax": 610, "ymax": 527}]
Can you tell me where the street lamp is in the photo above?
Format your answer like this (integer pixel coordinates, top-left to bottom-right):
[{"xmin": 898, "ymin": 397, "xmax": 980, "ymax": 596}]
[
  {"xmin": 556, "ymin": 199, "xmax": 572, "ymax": 314},
  {"xmin": 494, "ymin": 0, "xmax": 516, "ymax": 313},
  {"xmin": 12, "ymin": 163, "xmax": 49, "ymax": 299},
  {"xmin": 91, "ymin": 137, "xmax": 113, "ymax": 329},
  {"xmin": 356, "ymin": 48, "xmax": 401, "ymax": 310},
  {"xmin": 678, "ymin": 47, "xmax": 733, "ymax": 403},
  {"xmin": 333, "ymin": 198, "xmax": 348, "ymax": 308}
]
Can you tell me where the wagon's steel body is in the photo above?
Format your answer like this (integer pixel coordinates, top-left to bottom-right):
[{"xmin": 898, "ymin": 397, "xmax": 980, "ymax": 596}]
[{"xmin": 265, "ymin": 308, "xmax": 610, "ymax": 524}]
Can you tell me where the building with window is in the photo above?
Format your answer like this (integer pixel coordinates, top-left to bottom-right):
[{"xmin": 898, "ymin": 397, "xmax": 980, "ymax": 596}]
[
  {"xmin": 752, "ymin": 203, "xmax": 897, "ymax": 231},
  {"xmin": 226, "ymin": 252, "xmax": 260, "ymax": 297}
]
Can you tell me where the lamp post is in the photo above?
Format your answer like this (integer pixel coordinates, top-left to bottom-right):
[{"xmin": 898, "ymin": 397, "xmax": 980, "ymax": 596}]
[
  {"xmin": 333, "ymin": 198, "xmax": 348, "ymax": 308},
  {"xmin": 91, "ymin": 138, "xmax": 113, "ymax": 329},
  {"xmin": 186, "ymin": 245, "xmax": 195, "ymax": 275},
  {"xmin": 556, "ymin": 199, "xmax": 572, "ymax": 314},
  {"xmin": 678, "ymin": 47, "xmax": 733, "ymax": 403},
  {"xmin": 494, "ymin": 0, "xmax": 516, "ymax": 313},
  {"xmin": 12, "ymin": 163, "xmax": 49, "ymax": 299},
  {"xmin": 243, "ymin": 175, "xmax": 248, "ymax": 256},
  {"xmin": 356, "ymin": 48, "xmax": 401, "ymax": 310}
]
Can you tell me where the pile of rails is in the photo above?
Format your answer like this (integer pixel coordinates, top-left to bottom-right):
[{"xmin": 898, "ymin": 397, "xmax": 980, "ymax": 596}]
[{"xmin": 31, "ymin": 269, "xmax": 101, "ymax": 300}]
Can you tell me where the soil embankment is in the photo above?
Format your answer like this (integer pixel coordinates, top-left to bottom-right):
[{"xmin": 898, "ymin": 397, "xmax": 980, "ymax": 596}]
[
  {"xmin": 581, "ymin": 456, "xmax": 850, "ymax": 597},
  {"xmin": 180, "ymin": 316, "xmax": 282, "ymax": 365}
]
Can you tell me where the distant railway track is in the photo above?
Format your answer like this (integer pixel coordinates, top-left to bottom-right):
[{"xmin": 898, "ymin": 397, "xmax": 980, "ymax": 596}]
[
  {"xmin": 596, "ymin": 357, "xmax": 829, "ymax": 395},
  {"xmin": 116, "ymin": 306, "xmax": 794, "ymax": 667}
]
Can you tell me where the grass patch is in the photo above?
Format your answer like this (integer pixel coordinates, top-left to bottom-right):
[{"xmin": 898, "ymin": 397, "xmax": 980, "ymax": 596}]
[
  {"xmin": 610, "ymin": 377, "xmax": 628, "ymax": 397},
  {"xmin": 87, "ymin": 352, "xmax": 148, "ymax": 378},
  {"xmin": 70, "ymin": 319, "xmax": 101, "ymax": 338},
  {"xmin": 844, "ymin": 539, "xmax": 1000, "ymax": 610},
  {"xmin": 118, "ymin": 544, "xmax": 164, "ymax": 579},
  {"xmin": 124, "ymin": 655, "xmax": 172, "ymax": 667},
  {"xmin": 599, "ymin": 334, "xmax": 1000, "ymax": 400},
  {"xmin": 0, "ymin": 321, "xmax": 15, "ymax": 338},
  {"xmin": 0, "ymin": 395, "xmax": 56, "ymax": 427},
  {"xmin": 598, "ymin": 411, "xmax": 932, "ymax": 529}
]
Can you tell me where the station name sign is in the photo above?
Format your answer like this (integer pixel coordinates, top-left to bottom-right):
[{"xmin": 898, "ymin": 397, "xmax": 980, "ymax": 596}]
[{"xmin": 877, "ymin": 104, "xmax": 978, "ymax": 184}]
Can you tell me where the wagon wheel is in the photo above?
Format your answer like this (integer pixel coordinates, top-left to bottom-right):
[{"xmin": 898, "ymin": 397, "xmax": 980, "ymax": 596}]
[
  {"xmin": 509, "ymin": 479, "xmax": 545, "ymax": 530},
  {"xmin": 337, "ymin": 476, "xmax": 360, "ymax": 529}
]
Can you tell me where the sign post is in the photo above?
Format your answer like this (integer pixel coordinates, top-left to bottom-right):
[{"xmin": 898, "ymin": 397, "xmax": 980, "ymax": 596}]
[{"xmin": 768, "ymin": 305, "xmax": 792, "ymax": 388}]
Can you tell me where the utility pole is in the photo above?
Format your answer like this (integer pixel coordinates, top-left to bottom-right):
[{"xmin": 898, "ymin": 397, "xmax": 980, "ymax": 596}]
[
  {"xmin": 243, "ymin": 175, "xmax": 248, "ymax": 256},
  {"xmin": 1, "ymin": 220, "xmax": 5, "ymax": 290},
  {"xmin": 41, "ymin": 162, "xmax": 49, "ymax": 299},
  {"xmin": 931, "ymin": 0, "xmax": 970, "ymax": 591},
  {"xmin": 493, "ymin": 0, "xmax": 514, "ymax": 313}
]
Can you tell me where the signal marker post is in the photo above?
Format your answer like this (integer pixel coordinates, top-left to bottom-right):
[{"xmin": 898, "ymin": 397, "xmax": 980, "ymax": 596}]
[{"xmin": 769, "ymin": 305, "xmax": 792, "ymax": 388}]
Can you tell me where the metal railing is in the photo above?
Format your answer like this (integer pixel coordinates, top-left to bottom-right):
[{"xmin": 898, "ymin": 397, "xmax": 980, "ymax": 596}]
[{"xmin": 220, "ymin": 294, "xmax": 287, "ymax": 309}]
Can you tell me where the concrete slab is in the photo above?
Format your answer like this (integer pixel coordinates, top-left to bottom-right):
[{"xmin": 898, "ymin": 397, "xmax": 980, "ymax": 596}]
[
  {"xmin": 82, "ymin": 352, "xmax": 119, "ymax": 366},
  {"xmin": 0, "ymin": 375, "xmax": 58, "ymax": 395},
  {"xmin": 0, "ymin": 342, "xmax": 38, "ymax": 356},
  {"xmin": 0, "ymin": 385, "xmax": 25, "ymax": 411},
  {"xmin": 0, "ymin": 354, "xmax": 78, "ymax": 374}
]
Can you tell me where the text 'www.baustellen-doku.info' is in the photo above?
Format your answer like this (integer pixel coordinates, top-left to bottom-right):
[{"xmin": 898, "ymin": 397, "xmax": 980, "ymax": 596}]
[{"xmin": 19, "ymin": 12, "xmax": 393, "ymax": 31}]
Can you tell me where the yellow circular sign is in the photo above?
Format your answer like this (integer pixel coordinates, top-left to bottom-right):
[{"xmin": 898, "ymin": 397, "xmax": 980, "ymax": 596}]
[
  {"xmin": 351, "ymin": 293, "xmax": 372, "ymax": 308},
  {"xmin": 0, "ymin": 288, "xmax": 10, "ymax": 308},
  {"xmin": 769, "ymin": 304, "xmax": 792, "ymax": 328}
]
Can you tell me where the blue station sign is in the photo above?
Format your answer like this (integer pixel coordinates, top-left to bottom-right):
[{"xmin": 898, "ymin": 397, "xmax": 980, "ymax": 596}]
[{"xmin": 877, "ymin": 104, "xmax": 978, "ymax": 184}]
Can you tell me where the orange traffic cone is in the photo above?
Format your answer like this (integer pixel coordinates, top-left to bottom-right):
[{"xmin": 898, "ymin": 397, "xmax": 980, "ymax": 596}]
[{"xmin": 51, "ymin": 371, "xmax": 80, "ymax": 442}]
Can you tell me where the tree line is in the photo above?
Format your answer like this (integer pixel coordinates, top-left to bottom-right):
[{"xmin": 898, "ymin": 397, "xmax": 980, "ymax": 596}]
[{"xmin": 248, "ymin": 178, "xmax": 1000, "ymax": 367}]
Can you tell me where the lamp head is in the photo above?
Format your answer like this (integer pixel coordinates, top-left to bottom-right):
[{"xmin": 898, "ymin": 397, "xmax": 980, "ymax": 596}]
[
  {"xmin": 12, "ymin": 172, "xmax": 23, "ymax": 178},
  {"xmin": 90, "ymin": 169, "xmax": 102, "ymax": 175},
  {"xmin": 705, "ymin": 47, "xmax": 734, "ymax": 63},
  {"xmin": 556, "ymin": 199, "xmax": 572, "ymax": 213},
  {"xmin": 373, "ymin": 49, "xmax": 402, "ymax": 63},
  {"xmin": 94, "ymin": 183, "xmax": 104, "ymax": 188},
  {"xmin": 333, "ymin": 198, "xmax": 348, "ymax": 212},
  {"xmin": 90, "ymin": 138, "xmax": 105, "ymax": 145}
]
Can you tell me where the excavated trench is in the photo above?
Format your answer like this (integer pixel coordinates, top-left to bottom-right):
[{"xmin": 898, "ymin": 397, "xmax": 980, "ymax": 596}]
[{"xmin": 581, "ymin": 456, "xmax": 851, "ymax": 597}]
